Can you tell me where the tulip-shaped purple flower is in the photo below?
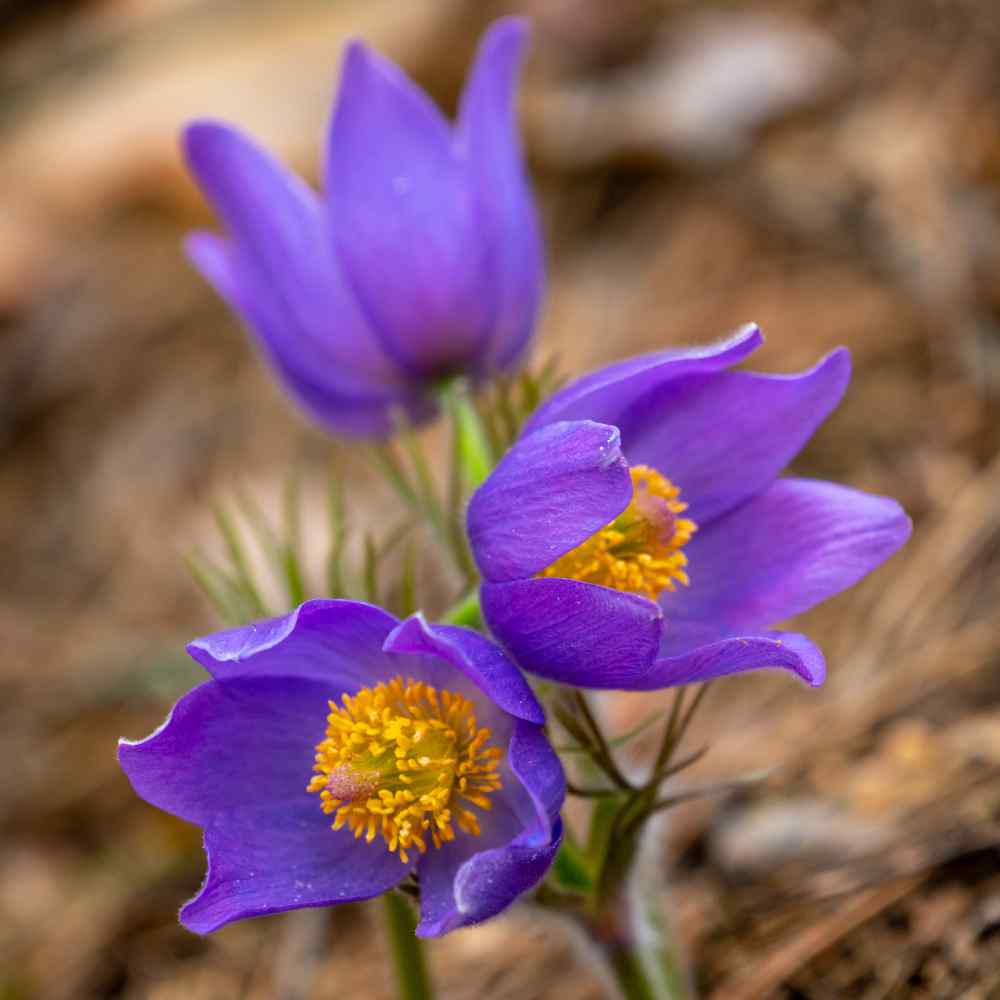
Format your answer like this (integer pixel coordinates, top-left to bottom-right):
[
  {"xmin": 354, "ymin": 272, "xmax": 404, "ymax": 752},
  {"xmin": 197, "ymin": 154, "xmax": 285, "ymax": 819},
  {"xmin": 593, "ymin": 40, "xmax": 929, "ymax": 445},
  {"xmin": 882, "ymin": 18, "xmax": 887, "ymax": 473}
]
[
  {"xmin": 183, "ymin": 18, "xmax": 543, "ymax": 437},
  {"xmin": 119, "ymin": 601, "xmax": 563, "ymax": 935},
  {"xmin": 467, "ymin": 325, "xmax": 911, "ymax": 690}
]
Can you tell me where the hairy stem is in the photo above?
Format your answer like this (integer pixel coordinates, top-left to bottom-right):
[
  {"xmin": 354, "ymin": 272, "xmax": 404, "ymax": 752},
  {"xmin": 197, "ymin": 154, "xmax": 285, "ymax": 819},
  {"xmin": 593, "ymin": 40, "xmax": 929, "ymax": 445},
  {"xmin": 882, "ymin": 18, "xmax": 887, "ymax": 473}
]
[
  {"xmin": 591, "ymin": 823, "xmax": 693, "ymax": 1000},
  {"xmin": 381, "ymin": 893, "xmax": 433, "ymax": 1000}
]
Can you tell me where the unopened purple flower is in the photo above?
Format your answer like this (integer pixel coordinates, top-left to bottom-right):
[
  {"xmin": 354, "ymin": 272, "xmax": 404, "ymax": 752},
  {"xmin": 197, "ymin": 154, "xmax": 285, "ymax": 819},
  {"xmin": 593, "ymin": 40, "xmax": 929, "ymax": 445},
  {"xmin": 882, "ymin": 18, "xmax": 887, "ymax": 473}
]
[
  {"xmin": 183, "ymin": 18, "xmax": 543, "ymax": 437},
  {"xmin": 119, "ymin": 601, "xmax": 563, "ymax": 935},
  {"xmin": 467, "ymin": 325, "xmax": 911, "ymax": 690}
]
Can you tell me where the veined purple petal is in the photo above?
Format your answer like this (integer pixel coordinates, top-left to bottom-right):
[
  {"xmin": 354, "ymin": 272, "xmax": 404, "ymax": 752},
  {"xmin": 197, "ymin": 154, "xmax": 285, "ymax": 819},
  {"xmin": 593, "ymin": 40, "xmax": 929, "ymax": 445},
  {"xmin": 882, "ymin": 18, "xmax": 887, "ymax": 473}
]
[
  {"xmin": 122, "ymin": 597, "xmax": 566, "ymax": 933},
  {"xmin": 660, "ymin": 478, "xmax": 912, "ymax": 632},
  {"xmin": 118, "ymin": 675, "xmax": 333, "ymax": 827},
  {"xmin": 415, "ymin": 794, "xmax": 523, "ymax": 937},
  {"xmin": 622, "ymin": 348, "xmax": 851, "ymax": 523},
  {"xmin": 415, "ymin": 718, "xmax": 563, "ymax": 937},
  {"xmin": 481, "ymin": 578, "xmax": 662, "ymax": 688},
  {"xmin": 385, "ymin": 615, "xmax": 544, "ymax": 724},
  {"xmin": 326, "ymin": 42, "xmax": 492, "ymax": 375},
  {"xmin": 506, "ymin": 718, "xmax": 565, "ymax": 838},
  {"xmin": 468, "ymin": 421, "xmax": 631, "ymax": 582},
  {"xmin": 522, "ymin": 324, "xmax": 762, "ymax": 436},
  {"xmin": 458, "ymin": 17, "xmax": 543, "ymax": 370},
  {"xmin": 446, "ymin": 826, "xmax": 562, "ymax": 935},
  {"xmin": 186, "ymin": 233, "xmax": 428, "ymax": 437},
  {"xmin": 183, "ymin": 123, "xmax": 403, "ymax": 394},
  {"xmin": 181, "ymin": 800, "xmax": 409, "ymax": 933},
  {"xmin": 183, "ymin": 19, "xmax": 545, "ymax": 440},
  {"xmin": 631, "ymin": 630, "xmax": 825, "ymax": 690},
  {"xmin": 187, "ymin": 600, "xmax": 403, "ymax": 689}
]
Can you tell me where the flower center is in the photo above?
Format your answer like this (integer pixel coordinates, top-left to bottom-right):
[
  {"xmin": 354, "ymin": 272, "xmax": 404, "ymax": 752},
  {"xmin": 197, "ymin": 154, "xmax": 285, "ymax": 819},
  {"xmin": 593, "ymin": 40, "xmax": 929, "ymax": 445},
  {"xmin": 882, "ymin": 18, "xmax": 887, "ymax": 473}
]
[
  {"xmin": 307, "ymin": 676, "xmax": 502, "ymax": 864},
  {"xmin": 539, "ymin": 464, "xmax": 697, "ymax": 601}
]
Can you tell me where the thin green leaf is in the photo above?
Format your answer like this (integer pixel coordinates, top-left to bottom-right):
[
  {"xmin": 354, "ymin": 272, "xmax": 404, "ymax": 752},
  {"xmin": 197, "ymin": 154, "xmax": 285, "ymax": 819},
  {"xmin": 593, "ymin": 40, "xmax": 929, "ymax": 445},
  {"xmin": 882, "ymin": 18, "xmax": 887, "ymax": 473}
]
[
  {"xmin": 399, "ymin": 539, "xmax": 418, "ymax": 617},
  {"xmin": 233, "ymin": 486, "xmax": 283, "ymax": 574},
  {"xmin": 211, "ymin": 503, "xmax": 267, "ymax": 617},
  {"xmin": 648, "ymin": 745, "xmax": 710, "ymax": 788},
  {"xmin": 362, "ymin": 532, "xmax": 379, "ymax": 605},
  {"xmin": 396, "ymin": 425, "xmax": 443, "ymax": 526},
  {"xmin": 647, "ymin": 769, "xmax": 771, "ymax": 817},
  {"xmin": 326, "ymin": 473, "xmax": 347, "ymax": 597},
  {"xmin": 281, "ymin": 471, "xmax": 307, "ymax": 605},
  {"xmin": 494, "ymin": 376, "xmax": 519, "ymax": 451},
  {"xmin": 566, "ymin": 782, "xmax": 623, "ymax": 799},
  {"xmin": 447, "ymin": 396, "xmax": 464, "ymax": 527},
  {"xmin": 608, "ymin": 710, "xmax": 669, "ymax": 750},
  {"xmin": 476, "ymin": 397, "xmax": 503, "ymax": 465},
  {"xmin": 447, "ymin": 385, "xmax": 493, "ymax": 488},
  {"xmin": 550, "ymin": 837, "xmax": 593, "ymax": 893},
  {"xmin": 376, "ymin": 518, "xmax": 415, "ymax": 560},
  {"xmin": 441, "ymin": 591, "xmax": 482, "ymax": 628},
  {"xmin": 518, "ymin": 368, "xmax": 541, "ymax": 416},
  {"xmin": 184, "ymin": 552, "xmax": 253, "ymax": 626},
  {"xmin": 370, "ymin": 443, "xmax": 420, "ymax": 510},
  {"xmin": 281, "ymin": 545, "xmax": 307, "ymax": 606},
  {"xmin": 554, "ymin": 709, "xmax": 668, "ymax": 755},
  {"xmin": 587, "ymin": 795, "xmax": 626, "ymax": 866}
]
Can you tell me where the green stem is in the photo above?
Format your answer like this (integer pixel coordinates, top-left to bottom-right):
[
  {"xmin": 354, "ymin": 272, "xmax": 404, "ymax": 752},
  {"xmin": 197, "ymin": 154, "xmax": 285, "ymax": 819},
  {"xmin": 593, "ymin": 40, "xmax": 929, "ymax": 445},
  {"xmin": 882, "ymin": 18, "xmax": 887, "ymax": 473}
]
[
  {"xmin": 443, "ymin": 381, "xmax": 494, "ymax": 488},
  {"xmin": 605, "ymin": 943, "xmax": 664, "ymax": 1000},
  {"xmin": 594, "ymin": 858, "xmax": 692, "ymax": 1000},
  {"xmin": 382, "ymin": 892, "xmax": 433, "ymax": 1000},
  {"xmin": 630, "ymin": 862, "xmax": 693, "ymax": 1000},
  {"xmin": 584, "ymin": 809, "xmax": 692, "ymax": 1000},
  {"xmin": 442, "ymin": 590, "xmax": 482, "ymax": 629}
]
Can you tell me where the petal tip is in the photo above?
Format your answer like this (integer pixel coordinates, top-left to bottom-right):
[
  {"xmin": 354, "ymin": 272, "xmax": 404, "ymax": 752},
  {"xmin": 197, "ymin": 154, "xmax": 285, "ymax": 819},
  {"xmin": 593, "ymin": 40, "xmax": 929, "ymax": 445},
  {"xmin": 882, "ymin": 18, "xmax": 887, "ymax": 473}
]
[
  {"xmin": 337, "ymin": 35, "xmax": 413, "ymax": 103},
  {"xmin": 339, "ymin": 37, "xmax": 372, "ymax": 76},
  {"xmin": 178, "ymin": 893, "xmax": 219, "ymax": 936},
  {"xmin": 481, "ymin": 15, "xmax": 530, "ymax": 52},
  {"xmin": 735, "ymin": 321, "xmax": 764, "ymax": 350},
  {"xmin": 181, "ymin": 119, "xmax": 236, "ymax": 169},
  {"xmin": 381, "ymin": 611, "xmax": 429, "ymax": 655},
  {"xmin": 817, "ymin": 344, "xmax": 852, "ymax": 391}
]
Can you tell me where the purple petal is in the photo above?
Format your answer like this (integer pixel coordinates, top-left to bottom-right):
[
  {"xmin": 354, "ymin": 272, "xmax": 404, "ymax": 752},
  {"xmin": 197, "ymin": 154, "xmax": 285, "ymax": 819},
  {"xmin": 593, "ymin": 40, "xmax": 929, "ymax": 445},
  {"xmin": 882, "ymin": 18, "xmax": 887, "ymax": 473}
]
[
  {"xmin": 458, "ymin": 17, "xmax": 543, "ymax": 370},
  {"xmin": 118, "ymin": 676, "xmax": 334, "ymax": 826},
  {"xmin": 187, "ymin": 600, "xmax": 402, "ymax": 689},
  {"xmin": 629, "ymin": 630, "xmax": 826, "ymax": 690},
  {"xmin": 415, "ymin": 719, "xmax": 564, "ymax": 936},
  {"xmin": 623, "ymin": 348, "xmax": 851, "ymax": 523},
  {"xmin": 468, "ymin": 421, "xmax": 631, "ymax": 582},
  {"xmin": 185, "ymin": 233, "xmax": 429, "ymax": 437},
  {"xmin": 506, "ymin": 718, "xmax": 565, "ymax": 837},
  {"xmin": 181, "ymin": 800, "xmax": 409, "ymax": 933},
  {"xmin": 183, "ymin": 123, "xmax": 403, "ymax": 394},
  {"xmin": 414, "ymin": 794, "xmax": 523, "ymax": 937},
  {"xmin": 326, "ymin": 42, "xmax": 492, "ymax": 375},
  {"xmin": 481, "ymin": 578, "xmax": 662, "ymax": 689},
  {"xmin": 661, "ymin": 478, "xmax": 912, "ymax": 632},
  {"xmin": 450, "ymin": 826, "xmax": 562, "ymax": 929},
  {"xmin": 521, "ymin": 324, "xmax": 762, "ymax": 436},
  {"xmin": 384, "ymin": 615, "xmax": 544, "ymax": 724}
]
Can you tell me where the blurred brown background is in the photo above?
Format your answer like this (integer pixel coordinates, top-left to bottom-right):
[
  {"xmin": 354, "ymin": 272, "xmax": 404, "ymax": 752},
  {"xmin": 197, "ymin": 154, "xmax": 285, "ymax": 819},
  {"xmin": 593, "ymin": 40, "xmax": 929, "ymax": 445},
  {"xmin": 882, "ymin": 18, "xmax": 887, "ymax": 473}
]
[{"xmin": 2, "ymin": 0, "xmax": 999, "ymax": 997}]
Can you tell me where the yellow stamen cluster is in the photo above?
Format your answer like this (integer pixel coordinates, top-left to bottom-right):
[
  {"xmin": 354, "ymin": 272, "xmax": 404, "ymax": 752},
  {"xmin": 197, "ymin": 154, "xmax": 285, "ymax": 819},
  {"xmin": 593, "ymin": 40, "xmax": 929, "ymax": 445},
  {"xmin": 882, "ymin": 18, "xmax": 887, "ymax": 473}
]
[
  {"xmin": 307, "ymin": 676, "xmax": 502, "ymax": 864},
  {"xmin": 540, "ymin": 464, "xmax": 697, "ymax": 601}
]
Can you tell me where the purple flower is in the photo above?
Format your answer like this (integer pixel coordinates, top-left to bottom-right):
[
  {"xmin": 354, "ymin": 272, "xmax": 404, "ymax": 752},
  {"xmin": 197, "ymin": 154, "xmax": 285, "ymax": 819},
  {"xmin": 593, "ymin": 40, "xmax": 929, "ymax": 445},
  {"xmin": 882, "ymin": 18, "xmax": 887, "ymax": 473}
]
[
  {"xmin": 118, "ymin": 601, "xmax": 563, "ymax": 936},
  {"xmin": 183, "ymin": 18, "xmax": 543, "ymax": 437},
  {"xmin": 467, "ymin": 325, "xmax": 911, "ymax": 690}
]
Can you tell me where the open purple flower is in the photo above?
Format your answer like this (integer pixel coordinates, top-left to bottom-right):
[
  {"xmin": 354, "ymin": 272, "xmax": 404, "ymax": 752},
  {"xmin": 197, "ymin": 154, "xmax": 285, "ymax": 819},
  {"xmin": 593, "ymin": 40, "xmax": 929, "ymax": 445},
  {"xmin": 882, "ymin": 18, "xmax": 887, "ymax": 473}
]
[
  {"xmin": 119, "ymin": 601, "xmax": 563, "ymax": 936},
  {"xmin": 467, "ymin": 324, "xmax": 911, "ymax": 690},
  {"xmin": 183, "ymin": 18, "xmax": 543, "ymax": 437}
]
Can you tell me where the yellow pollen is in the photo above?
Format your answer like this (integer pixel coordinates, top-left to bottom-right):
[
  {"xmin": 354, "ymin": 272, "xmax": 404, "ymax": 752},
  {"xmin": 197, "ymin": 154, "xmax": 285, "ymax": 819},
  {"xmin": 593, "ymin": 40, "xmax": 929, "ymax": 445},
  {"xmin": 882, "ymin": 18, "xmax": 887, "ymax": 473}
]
[
  {"xmin": 307, "ymin": 675, "xmax": 502, "ymax": 864},
  {"xmin": 540, "ymin": 465, "xmax": 697, "ymax": 601}
]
